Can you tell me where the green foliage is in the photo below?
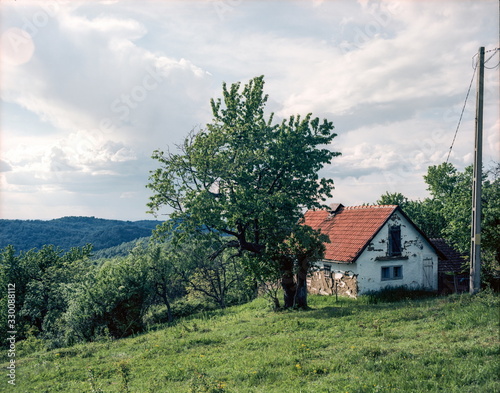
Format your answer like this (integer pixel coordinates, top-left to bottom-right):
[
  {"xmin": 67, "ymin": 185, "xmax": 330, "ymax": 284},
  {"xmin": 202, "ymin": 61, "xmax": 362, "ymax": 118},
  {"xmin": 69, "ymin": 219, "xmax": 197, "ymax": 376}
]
[
  {"xmin": 0, "ymin": 217, "xmax": 161, "ymax": 252},
  {"xmin": 64, "ymin": 252, "xmax": 155, "ymax": 341},
  {"xmin": 117, "ymin": 360, "xmax": 131, "ymax": 393},
  {"xmin": 377, "ymin": 162, "xmax": 500, "ymax": 284},
  {"xmin": 377, "ymin": 191, "xmax": 446, "ymax": 238},
  {"xmin": 1, "ymin": 232, "xmax": 256, "ymax": 347},
  {"xmin": 172, "ymin": 233, "xmax": 255, "ymax": 309},
  {"xmin": 92, "ymin": 237, "xmax": 151, "ymax": 259},
  {"xmin": 265, "ymin": 225, "xmax": 329, "ymax": 308},
  {"xmin": 0, "ymin": 244, "xmax": 93, "ymax": 346},
  {"xmin": 9, "ymin": 293, "xmax": 500, "ymax": 392},
  {"xmin": 88, "ymin": 367, "xmax": 104, "ymax": 393},
  {"xmin": 362, "ymin": 285, "xmax": 438, "ymax": 304},
  {"xmin": 147, "ymin": 76, "xmax": 340, "ymax": 307},
  {"xmin": 423, "ymin": 163, "xmax": 473, "ymax": 253}
]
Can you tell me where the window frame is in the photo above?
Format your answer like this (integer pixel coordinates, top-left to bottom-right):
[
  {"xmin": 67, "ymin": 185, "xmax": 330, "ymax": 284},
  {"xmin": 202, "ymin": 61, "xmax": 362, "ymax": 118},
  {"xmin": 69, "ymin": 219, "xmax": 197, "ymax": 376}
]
[
  {"xmin": 388, "ymin": 225, "xmax": 402, "ymax": 257},
  {"xmin": 381, "ymin": 265, "xmax": 403, "ymax": 281}
]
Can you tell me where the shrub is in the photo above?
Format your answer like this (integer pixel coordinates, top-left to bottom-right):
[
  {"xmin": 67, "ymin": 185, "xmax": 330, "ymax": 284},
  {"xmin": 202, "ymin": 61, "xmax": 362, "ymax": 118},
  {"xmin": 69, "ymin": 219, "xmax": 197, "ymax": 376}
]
[{"xmin": 362, "ymin": 285, "xmax": 437, "ymax": 304}]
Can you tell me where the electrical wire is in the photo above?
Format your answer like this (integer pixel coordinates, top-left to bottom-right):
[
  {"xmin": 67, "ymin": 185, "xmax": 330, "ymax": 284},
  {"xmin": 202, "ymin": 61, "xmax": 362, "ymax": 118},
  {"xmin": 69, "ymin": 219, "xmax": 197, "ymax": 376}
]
[
  {"xmin": 447, "ymin": 47, "xmax": 499, "ymax": 162},
  {"xmin": 446, "ymin": 54, "xmax": 478, "ymax": 163},
  {"xmin": 484, "ymin": 48, "xmax": 500, "ymax": 69}
]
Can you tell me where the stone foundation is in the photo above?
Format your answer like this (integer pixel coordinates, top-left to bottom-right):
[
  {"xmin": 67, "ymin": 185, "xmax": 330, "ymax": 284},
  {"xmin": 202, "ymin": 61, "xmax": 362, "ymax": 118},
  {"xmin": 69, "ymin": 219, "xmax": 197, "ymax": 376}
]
[{"xmin": 308, "ymin": 270, "xmax": 358, "ymax": 298}]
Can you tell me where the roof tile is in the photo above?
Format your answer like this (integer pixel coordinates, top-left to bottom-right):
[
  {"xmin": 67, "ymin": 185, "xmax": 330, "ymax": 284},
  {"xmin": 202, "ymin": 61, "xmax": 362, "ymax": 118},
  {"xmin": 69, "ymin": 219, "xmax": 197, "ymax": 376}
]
[{"xmin": 303, "ymin": 205, "xmax": 398, "ymax": 263}]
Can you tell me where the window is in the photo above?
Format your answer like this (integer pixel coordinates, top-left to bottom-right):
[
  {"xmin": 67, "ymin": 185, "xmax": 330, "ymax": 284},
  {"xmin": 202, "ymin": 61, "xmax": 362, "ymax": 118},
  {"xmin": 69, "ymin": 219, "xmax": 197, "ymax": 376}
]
[
  {"xmin": 388, "ymin": 225, "xmax": 402, "ymax": 256},
  {"xmin": 381, "ymin": 266, "xmax": 403, "ymax": 281},
  {"xmin": 392, "ymin": 266, "xmax": 403, "ymax": 279}
]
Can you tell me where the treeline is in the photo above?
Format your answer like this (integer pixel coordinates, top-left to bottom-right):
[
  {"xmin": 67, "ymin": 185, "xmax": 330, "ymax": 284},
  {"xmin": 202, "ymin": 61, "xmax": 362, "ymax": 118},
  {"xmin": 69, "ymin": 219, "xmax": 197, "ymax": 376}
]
[
  {"xmin": 91, "ymin": 237, "xmax": 151, "ymax": 259},
  {"xmin": 0, "ymin": 232, "xmax": 256, "ymax": 349},
  {"xmin": 0, "ymin": 216, "xmax": 162, "ymax": 252}
]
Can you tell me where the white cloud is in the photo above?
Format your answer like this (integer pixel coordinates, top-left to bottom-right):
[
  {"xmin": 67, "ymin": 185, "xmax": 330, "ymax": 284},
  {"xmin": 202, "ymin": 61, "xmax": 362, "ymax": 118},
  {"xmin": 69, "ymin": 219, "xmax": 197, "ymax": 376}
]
[
  {"xmin": 0, "ymin": 0, "xmax": 498, "ymax": 220},
  {"xmin": 0, "ymin": 161, "xmax": 13, "ymax": 173}
]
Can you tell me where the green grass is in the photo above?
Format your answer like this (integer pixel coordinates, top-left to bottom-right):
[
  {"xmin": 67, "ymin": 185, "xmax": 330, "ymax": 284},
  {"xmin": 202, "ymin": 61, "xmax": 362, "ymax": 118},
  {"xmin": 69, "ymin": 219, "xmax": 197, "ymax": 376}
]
[{"xmin": 5, "ymin": 291, "xmax": 500, "ymax": 393}]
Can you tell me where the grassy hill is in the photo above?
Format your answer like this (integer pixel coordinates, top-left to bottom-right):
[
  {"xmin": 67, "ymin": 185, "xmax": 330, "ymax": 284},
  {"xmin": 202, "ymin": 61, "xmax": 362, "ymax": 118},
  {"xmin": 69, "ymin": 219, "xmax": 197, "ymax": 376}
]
[{"xmin": 10, "ymin": 292, "xmax": 499, "ymax": 393}]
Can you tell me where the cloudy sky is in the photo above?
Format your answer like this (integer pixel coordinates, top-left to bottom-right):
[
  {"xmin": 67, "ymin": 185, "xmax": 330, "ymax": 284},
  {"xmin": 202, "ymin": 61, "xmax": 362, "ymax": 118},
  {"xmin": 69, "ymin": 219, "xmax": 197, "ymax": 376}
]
[{"xmin": 1, "ymin": 0, "xmax": 499, "ymax": 221}]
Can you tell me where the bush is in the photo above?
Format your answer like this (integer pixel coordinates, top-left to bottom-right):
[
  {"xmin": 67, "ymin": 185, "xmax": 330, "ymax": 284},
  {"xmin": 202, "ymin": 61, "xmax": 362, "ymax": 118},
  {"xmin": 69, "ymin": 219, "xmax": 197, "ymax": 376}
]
[
  {"xmin": 172, "ymin": 298, "xmax": 215, "ymax": 319},
  {"xmin": 362, "ymin": 285, "xmax": 437, "ymax": 304},
  {"xmin": 64, "ymin": 255, "xmax": 154, "ymax": 342}
]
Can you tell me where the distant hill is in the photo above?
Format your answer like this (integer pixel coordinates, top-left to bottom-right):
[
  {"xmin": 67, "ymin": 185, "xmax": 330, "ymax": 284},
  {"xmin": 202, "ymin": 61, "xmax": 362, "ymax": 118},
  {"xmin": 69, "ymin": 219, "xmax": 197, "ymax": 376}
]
[
  {"xmin": 0, "ymin": 216, "xmax": 164, "ymax": 252},
  {"xmin": 91, "ymin": 236, "xmax": 151, "ymax": 259}
]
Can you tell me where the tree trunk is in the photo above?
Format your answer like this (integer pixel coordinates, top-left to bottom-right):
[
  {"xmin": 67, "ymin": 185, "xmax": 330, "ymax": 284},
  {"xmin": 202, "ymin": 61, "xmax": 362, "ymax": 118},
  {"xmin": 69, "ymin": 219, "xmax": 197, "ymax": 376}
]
[
  {"xmin": 165, "ymin": 300, "xmax": 173, "ymax": 323},
  {"xmin": 272, "ymin": 296, "xmax": 281, "ymax": 311},
  {"xmin": 294, "ymin": 257, "xmax": 309, "ymax": 308},
  {"xmin": 160, "ymin": 290, "xmax": 173, "ymax": 323},
  {"xmin": 282, "ymin": 270, "xmax": 296, "ymax": 308},
  {"xmin": 294, "ymin": 274, "xmax": 308, "ymax": 309}
]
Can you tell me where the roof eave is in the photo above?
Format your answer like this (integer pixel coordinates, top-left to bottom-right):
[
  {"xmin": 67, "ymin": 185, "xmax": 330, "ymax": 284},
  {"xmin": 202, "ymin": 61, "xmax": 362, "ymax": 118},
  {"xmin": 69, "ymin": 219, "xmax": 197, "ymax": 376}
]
[{"xmin": 322, "ymin": 258, "xmax": 355, "ymax": 264}]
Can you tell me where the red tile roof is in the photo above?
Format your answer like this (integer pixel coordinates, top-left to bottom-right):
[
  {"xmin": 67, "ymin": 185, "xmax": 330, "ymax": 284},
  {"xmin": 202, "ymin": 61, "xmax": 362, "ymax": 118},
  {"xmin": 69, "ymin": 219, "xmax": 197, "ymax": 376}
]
[{"xmin": 303, "ymin": 205, "xmax": 398, "ymax": 263}]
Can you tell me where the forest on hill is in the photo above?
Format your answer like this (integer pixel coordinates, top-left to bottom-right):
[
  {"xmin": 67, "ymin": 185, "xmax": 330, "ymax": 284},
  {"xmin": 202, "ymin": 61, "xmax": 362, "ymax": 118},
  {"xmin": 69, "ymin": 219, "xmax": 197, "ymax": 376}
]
[{"xmin": 0, "ymin": 216, "xmax": 163, "ymax": 252}]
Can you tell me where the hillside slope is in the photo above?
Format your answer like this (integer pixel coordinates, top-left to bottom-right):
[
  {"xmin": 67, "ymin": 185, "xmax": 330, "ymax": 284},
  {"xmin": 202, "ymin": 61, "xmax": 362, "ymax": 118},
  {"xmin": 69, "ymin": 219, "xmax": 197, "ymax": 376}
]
[
  {"xmin": 12, "ymin": 292, "xmax": 500, "ymax": 393},
  {"xmin": 0, "ymin": 216, "xmax": 163, "ymax": 252}
]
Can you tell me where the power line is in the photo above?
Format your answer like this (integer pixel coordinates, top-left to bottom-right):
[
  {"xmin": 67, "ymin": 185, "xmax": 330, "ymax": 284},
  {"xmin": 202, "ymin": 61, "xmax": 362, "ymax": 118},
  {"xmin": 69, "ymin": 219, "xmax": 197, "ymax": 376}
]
[
  {"xmin": 446, "ymin": 54, "xmax": 478, "ymax": 163},
  {"xmin": 484, "ymin": 47, "xmax": 499, "ymax": 69},
  {"xmin": 447, "ymin": 47, "xmax": 499, "ymax": 163}
]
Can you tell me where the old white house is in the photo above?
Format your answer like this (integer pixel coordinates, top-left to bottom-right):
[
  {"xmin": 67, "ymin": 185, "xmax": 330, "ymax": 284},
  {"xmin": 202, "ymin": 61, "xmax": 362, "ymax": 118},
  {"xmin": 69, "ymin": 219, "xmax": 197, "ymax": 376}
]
[{"xmin": 304, "ymin": 204, "xmax": 441, "ymax": 297}]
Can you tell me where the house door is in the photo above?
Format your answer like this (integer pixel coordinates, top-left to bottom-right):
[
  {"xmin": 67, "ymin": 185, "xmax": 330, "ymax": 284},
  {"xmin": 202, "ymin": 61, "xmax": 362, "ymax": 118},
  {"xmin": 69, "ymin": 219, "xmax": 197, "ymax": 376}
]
[{"xmin": 423, "ymin": 257, "xmax": 434, "ymax": 289}]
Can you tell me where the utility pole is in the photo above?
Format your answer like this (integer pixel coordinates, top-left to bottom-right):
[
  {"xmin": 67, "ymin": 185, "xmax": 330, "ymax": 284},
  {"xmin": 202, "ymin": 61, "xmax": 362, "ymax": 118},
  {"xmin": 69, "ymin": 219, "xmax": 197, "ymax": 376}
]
[{"xmin": 470, "ymin": 46, "xmax": 484, "ymax": 295}]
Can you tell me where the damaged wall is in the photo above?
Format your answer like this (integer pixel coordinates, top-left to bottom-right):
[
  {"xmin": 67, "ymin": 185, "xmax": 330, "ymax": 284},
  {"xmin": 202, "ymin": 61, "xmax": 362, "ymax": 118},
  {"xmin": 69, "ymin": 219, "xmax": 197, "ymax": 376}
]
[
  {"xmin": 356, "ymin": 211, "xmax": 438, "ymax": 293},
  {"xmin": 308, "ymin": 270, "xmax": 358, "ymax": 298},
  {"xmin": 308, "ymin": 210, "xmax": 439, "ymax": 296}
]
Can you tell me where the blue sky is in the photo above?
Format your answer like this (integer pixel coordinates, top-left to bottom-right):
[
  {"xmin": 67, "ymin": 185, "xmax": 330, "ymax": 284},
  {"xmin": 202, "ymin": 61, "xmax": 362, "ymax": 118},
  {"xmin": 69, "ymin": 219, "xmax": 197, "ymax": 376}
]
[{"xmin": 1, "ymin": 0, "xmax": 499, "ymax": 220}]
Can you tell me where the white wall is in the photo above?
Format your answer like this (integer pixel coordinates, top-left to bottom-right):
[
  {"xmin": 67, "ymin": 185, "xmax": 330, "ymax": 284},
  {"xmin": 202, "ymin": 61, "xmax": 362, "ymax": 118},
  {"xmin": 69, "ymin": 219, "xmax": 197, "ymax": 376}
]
[
  {"xmin": 356, "ymin": 211, "xmax": 438, "ymax": 294},
  {"xmin": 320, "ymin": 211, "xmax": 438, "ymax": 295}
]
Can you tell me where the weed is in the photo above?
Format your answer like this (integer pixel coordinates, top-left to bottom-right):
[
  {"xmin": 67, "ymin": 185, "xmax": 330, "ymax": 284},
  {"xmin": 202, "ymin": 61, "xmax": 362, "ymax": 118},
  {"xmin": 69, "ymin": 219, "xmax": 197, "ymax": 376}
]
[
  {"xmin": 87, "ymin": 367, "xmax": 104, "ymax": 393},
  {"xmin": 117, "ymin": 360, "xmax": 131, "ymax": 393},
  {"xmin": 363, "ymin": 285, "xmax": 437, "ymax": 303},
  {"xmin": 189, "ymin": 372, "xmax": 227, "ymax": 393}
]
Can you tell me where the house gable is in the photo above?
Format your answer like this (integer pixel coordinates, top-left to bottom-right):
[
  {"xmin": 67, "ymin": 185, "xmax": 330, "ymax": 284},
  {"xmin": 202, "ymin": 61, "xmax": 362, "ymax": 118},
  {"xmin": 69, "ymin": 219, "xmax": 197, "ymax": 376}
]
[
  {"xmin": 305, "ymin": 204, "xmax": 440, "ymax": 295},
  {"xmin": 354, "ymin": 210, "xmax": 439, "ymax": 293}
]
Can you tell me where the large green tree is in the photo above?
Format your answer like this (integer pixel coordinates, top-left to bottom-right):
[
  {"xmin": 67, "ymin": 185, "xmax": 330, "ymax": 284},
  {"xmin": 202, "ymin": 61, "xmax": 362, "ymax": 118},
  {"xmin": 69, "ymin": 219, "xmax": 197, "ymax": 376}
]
[{"xmin": 147, "ymin": 76, "xmax": 340, "ymax": 307}]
